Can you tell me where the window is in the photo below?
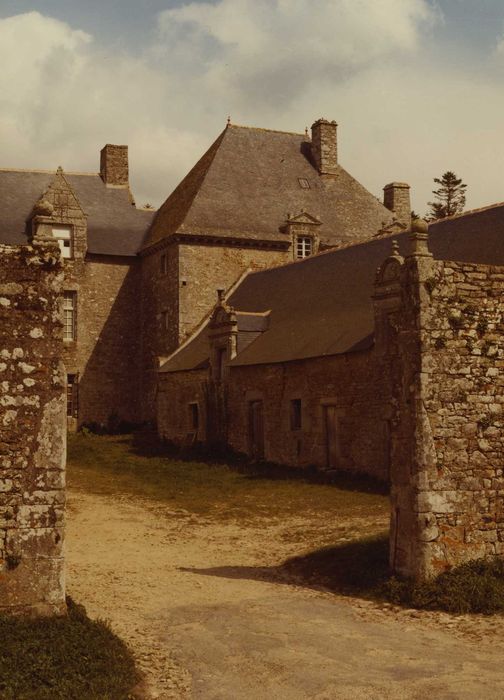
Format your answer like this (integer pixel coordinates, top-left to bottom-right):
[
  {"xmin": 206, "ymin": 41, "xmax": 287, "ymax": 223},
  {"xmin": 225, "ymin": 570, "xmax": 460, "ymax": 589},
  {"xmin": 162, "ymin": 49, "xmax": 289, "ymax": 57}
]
[
  {"xmin": 63, "ymin": 291, "xmax": 76, "ymax": 341},
  {"xmin": 52, "ymin": 226, "xmax": 73, "ymax": 259},
  {"xmin": 298, "ymin": 178, "xmax": 310, "ymax": 189},
  {"xmin": 296, "ymin": 236, "xmax": 313, "ymax": 259},
  {"xmin": 189, "ymin": 403, "xmax": 199, "ymax": 430},
  {"xmin": 160, "ymin": 253, "xmax": 168, "ymax": 275},
  {"xmin": 160, "ymin": 310, "xmax": 169, "ymax": 331},
  {"xmin": 67, "ymin": 374, "xmax": 78, "ymax": 418},
  {"xmin": 290, "ymin": 399, "xmax": 302, "ymax": 430}
]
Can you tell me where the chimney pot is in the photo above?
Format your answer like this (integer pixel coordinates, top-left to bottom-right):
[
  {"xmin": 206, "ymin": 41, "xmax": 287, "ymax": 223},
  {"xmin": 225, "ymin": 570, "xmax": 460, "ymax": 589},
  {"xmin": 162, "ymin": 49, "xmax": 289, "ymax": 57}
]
[{"xmin": 100, "ymin": 144, "xmax": 129, "ymax": 186}]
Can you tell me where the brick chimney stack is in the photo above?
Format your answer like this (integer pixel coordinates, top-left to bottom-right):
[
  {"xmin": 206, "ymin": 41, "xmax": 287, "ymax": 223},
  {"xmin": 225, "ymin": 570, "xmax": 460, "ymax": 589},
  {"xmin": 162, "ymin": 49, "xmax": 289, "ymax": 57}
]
[
  {"xmin": 383, "ymin": 182, "xmax": 411, "ymax": 229},
  {"xmin": 100, "ymin": 144, "xmax": 129, "ymax": 186},
  {"xmin": 311, "ymin": 119, "xmax": 338, "ymax": 176}
]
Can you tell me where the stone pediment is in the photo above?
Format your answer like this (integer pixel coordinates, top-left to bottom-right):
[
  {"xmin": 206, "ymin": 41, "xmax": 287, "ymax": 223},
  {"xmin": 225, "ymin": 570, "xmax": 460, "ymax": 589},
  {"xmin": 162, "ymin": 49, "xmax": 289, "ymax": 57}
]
[{"xmin": 285, "ymin": 210, "xmax": 322, "ymax": 226}]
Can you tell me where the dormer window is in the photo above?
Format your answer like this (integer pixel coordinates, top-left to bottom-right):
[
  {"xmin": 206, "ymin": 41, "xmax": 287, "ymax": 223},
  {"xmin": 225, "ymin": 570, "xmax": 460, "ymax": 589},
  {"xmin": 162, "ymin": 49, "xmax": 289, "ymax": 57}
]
[
  {"xmin": 296, "ymin": 236, "xmax": 313, "ymax": 259},
  {"xmin": 52, "ymin": 226, "xmax": 73, "ymax": 259}
]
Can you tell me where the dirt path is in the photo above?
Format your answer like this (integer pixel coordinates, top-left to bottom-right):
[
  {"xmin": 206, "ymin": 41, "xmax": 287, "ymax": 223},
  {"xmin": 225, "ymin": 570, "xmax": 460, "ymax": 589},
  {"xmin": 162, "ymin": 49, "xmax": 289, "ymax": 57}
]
[{"xmin": 67, "ymin": 488, "xmax": 504, "ymax": 699}]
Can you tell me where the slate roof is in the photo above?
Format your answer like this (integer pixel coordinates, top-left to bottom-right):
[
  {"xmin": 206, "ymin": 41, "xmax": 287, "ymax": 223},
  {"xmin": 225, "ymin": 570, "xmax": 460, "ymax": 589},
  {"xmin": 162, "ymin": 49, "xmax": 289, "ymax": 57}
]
[
  {"xmin": 160, "ymin": 212, "xmax": 504, "ymax": 372},
  {"xmin": 0, "ymin": 170, "xmax": 154, "ymax": 256},
  {"xmin": 145, "ymin": 124, "xmax": 395, "ymax": 249}
]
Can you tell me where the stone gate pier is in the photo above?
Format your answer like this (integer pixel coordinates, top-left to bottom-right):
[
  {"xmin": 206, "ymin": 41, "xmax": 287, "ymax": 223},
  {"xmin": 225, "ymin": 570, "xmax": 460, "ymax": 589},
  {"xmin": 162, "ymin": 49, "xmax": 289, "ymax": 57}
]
[
  {"xmin": 0, "ymin": 237, "xmax": 66, "ymax": 615},
  {"xmin": 384, "ymin": 224, "xmax": 504, "ymax": 579}
]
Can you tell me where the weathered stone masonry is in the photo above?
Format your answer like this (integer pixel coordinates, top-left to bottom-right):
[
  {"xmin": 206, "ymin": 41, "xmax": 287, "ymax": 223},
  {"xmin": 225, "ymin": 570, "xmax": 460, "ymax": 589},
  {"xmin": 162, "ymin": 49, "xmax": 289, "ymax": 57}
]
[
  {"xmin": 0, "ymin": 240, "xmax": 66, "ymax": 615},
  {"xmin": 388, "ymin": 238, "xmax": 504, "ymax": 578}
]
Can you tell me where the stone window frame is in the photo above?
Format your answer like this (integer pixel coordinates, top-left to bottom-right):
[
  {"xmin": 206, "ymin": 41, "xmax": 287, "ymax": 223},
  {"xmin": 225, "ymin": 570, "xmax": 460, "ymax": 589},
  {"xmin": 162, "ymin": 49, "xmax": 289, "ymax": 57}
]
[
  {"xmin": 52, "ymin": 225, "xmax": 74, "ymax": 259},
  {"xmin": 160, "ymin": 309, "xmax": 169, "ymax": 332},
  {"xmin": 160, "ymin": 252, "xmax": 168, "ymax": 275},
  {"xmin": 63, "ymin": 290, "xmax": 77, "ymax": 341},
  {"xmin": 295, "ymin": 235, "xmax": 314, "ymax": 259}
]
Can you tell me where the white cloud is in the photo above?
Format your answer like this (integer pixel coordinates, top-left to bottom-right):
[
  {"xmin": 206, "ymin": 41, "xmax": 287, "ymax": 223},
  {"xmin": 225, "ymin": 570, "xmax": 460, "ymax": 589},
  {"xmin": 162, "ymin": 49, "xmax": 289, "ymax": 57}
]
[{"xmin": 0, "ymin": 3, "xmax": 503, "ymax": 215}]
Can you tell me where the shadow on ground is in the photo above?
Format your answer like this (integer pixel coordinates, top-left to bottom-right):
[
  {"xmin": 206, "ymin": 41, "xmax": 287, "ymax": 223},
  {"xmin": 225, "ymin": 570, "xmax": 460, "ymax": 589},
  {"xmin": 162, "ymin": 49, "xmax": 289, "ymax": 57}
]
[{"xmin": 180, "ymin": 533, "xmax": 390, "ymax": 600}]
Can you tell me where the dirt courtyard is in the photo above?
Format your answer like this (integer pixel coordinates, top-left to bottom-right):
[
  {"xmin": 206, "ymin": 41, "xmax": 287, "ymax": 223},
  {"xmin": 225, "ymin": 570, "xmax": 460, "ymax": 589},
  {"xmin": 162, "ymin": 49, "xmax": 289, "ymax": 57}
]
[{"xmin": 67, "ymin": 486, "xmax": 504, "ymax": 700}]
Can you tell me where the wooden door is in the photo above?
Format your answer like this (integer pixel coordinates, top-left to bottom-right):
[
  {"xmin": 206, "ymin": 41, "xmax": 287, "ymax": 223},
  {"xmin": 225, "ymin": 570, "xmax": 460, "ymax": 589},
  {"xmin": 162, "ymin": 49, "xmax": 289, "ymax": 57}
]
[
  {"xmin": 324, "ymin": 405, "xmax": 339, "ymax": 468},
  {"xmin": 248, "ymin": 400, "xmax": 264, "ymax": 460}
]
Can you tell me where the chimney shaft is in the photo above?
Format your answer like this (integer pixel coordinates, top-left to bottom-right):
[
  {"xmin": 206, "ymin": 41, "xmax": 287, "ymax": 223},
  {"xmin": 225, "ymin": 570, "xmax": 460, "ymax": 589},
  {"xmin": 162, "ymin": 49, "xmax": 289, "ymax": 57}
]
[
  {"xmin": 100, "ymin": 144, "xmax": 129, "ymax": 186},
  {"xmin": 383, "ymin": 182, "xmax": 411, "ymax": 228},
  {"xmin": 311, "ymin": 119, "xmax": 338, "ymax": 175}
]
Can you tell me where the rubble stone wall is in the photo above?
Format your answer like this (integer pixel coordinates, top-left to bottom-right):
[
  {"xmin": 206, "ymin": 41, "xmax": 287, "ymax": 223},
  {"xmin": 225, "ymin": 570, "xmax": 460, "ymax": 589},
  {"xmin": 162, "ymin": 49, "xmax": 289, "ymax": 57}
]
[
  {"xmin": 0, "ymin": 241, "xmax": 66, "ymax": 615},
  {"xmin": 390, "ymin": 254, "xmax": 504, "ymax": 578}
]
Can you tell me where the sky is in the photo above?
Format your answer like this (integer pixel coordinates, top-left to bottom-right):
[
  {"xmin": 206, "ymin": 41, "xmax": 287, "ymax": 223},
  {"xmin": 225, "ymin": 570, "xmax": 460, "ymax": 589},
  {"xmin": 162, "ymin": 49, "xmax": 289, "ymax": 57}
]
[{"xmin": 1, "ymin": 0, "xmax": 504, "ymax": 213}]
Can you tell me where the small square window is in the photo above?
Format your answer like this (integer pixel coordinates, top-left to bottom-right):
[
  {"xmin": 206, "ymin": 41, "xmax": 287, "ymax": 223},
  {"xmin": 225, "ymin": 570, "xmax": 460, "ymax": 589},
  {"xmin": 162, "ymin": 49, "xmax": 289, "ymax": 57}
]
[
  {"xmin": 63, "ymin": 291, "xmax": 76, "ymax": 341},
  {"xmin": 189, "ymin": 403, "xmax": 199, "ymax": 430},
  {"xmin": 160, "ymin": 253, "xmax": 168, "ymax": 275},
  {"xmin": 298, "ymin": 178, "xmax": 310, "ymax": 190},
  {"xmin": 290, "ymin": 399, "xmax": 302, "ymax": 430},
  {"xmin": 52, "ymin": 226, "xmax": 73, "ymax": 259},
  {"xmin": 296, "ymin": 236, "xmax": 313, "ymax": 259}
]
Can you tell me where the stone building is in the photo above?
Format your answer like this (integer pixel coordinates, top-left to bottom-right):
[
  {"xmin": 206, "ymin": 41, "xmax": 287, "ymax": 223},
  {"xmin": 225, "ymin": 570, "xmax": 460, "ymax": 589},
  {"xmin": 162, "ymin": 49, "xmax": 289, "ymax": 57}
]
[
  {"xmin": 0, "ymin": 118, "xmax": 408, "ymax": 428},
  {"xmin": 158, "ymin": 220, "xmax": 504, "ymax": 578}
]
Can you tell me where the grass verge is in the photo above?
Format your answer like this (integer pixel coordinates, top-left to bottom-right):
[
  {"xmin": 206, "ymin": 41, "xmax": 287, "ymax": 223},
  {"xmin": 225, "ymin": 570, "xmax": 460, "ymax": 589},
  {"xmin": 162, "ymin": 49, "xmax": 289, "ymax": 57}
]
[
  {"xmin": 67, "ymin": 433, "xmax": 388, "ymax": 522},
  {"xmin": 0, "ymin": 598, "xmax": 139, "ymax": 700}
]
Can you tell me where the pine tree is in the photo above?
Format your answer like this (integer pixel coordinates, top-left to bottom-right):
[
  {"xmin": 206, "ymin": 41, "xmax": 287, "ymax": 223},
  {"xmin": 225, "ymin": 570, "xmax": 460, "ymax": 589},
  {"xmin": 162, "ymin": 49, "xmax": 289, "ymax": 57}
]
[{"xmin": 427, "ymin": 171, "xmax": 467, "ymax": 220}]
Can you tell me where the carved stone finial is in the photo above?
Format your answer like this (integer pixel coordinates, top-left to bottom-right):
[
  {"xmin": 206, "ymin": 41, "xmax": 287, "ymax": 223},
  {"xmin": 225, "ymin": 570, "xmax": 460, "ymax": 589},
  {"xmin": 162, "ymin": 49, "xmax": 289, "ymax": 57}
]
[
  {"xmin": 391, "ymin": 239, "xmax": 400, "ymax": 257},
  {"xmin": 32, "ymin": 198, "xmax": 54, "ymax": 217},
  {"xmin": 227, "ymin": 116, "xmax": 231, "ymax": 126},
  {"xmin": 57, "ymin": 166, "xmax": 63, "ymax": 175},
  {"xmin": 408, "ymin": 219, "xmax": 431, "ymax": 257},
  {"xmin": 411, "ymin": 218, "xmax": 428, "ymax": 234},
  {"xmin": 305, "ymin": 126, "xmax": 309, "ymax": 137},
  {"xmin": 217, "ymin": 288, "xmax": 225, "ymax": 302}
]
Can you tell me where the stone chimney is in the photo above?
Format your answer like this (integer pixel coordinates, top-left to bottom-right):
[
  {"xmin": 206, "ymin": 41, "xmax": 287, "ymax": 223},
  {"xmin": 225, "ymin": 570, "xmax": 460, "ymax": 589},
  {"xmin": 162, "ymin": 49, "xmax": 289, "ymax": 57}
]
[
  {"xmin": 100, "ymin": 144, "xmax": 129, "ymax": 186},
  {"xmin": 383, "ymin": 182, "xmax": 411, "ymax": 228},
  {"xmin": 311, "ymin": 119, "xmax": 338, "ymax": 176}
]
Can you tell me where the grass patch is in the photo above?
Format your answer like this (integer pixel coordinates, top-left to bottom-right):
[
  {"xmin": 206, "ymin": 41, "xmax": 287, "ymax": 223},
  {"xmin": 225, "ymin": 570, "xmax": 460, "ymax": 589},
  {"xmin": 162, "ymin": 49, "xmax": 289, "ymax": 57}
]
[
  {"xmin": 0, "ymin": 598, "xmax": 139, "ymax": 700},
  {"xmin": 67, "ymin": 433, "xmax": 388, "ymax": 522},
  {"xmin": 284, "ymin": 535, "xmax": 504, "ymax": 615},
  {"xmin": 384, "ymin": 558, "xmax": 504, "ymax": 614}
]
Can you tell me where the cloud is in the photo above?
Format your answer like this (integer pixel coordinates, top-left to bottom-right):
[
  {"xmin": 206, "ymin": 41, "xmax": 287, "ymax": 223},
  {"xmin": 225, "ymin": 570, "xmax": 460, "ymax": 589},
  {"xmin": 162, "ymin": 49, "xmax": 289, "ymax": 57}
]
[{"xmin": 0, "ymin": 3, "xmax": 503, "ymax": 215}]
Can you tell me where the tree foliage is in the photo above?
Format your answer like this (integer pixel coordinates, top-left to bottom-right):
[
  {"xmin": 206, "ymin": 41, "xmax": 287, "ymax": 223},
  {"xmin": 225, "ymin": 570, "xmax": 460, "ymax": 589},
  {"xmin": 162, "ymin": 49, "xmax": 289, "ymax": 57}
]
[{"xmin": 427, "ymin": 171, "xmax": 467, "ymax": 220}]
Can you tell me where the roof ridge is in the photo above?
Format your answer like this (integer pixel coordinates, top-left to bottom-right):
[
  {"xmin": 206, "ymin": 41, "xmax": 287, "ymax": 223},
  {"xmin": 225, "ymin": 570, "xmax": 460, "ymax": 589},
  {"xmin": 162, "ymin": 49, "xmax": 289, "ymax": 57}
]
[
  {"xmin": 430, "ymin": 200, "xmax": 504, "ymax": 224},
  {"xmin": 0, "ymin": 167, "xmax": 99, "ymax": 177},
  {"xmin": 227, "ymin": 123, "xmax": 307, "ymax": 138}
]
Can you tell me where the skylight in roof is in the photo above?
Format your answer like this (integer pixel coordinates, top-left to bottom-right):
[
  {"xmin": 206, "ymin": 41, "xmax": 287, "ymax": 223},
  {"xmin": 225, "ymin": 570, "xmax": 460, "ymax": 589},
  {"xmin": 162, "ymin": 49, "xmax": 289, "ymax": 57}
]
[{"xmin": 298, "ymin": 178, "xmax": 310, "ymax": 190}]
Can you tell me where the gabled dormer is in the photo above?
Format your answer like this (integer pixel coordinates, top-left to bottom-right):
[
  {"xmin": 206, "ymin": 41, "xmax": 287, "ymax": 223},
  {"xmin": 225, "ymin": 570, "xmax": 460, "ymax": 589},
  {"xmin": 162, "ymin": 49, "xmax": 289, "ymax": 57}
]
[
  {"xmin": 28, "ymin": 167, "xmax": 88, "ymax": 262},
  {"xmin": 284, "ymin": 210, "xmax": 322, "ymax": 259}
]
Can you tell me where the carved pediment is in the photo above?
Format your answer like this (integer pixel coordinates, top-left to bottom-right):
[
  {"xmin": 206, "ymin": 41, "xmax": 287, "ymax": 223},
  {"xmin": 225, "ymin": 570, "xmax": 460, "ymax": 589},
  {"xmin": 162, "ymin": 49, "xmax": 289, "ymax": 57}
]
[{"xmin": 285, "ymin": 210, "xmax": 322, "ymax": 226}]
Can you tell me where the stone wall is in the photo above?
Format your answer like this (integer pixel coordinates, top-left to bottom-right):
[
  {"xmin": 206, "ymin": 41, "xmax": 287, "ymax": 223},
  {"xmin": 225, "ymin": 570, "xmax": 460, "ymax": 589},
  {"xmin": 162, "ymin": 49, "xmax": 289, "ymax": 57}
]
[
  {"xmin": 389, "ymin": 245, "xmax": 504, "ymax": 578},
  {"xmin": 158, "ymin": 348, "xmax": 392, "ymax": 480},
  {"xmin": 65, "ymin": 255, "xmax": 141, "ymax": 428},
  {"xmin": 0, "ymin": 241, "xmax": 66, "ymax": 615},
  {"xmin": 142, "ymin": 240, "xmax": 289, "ymax": 422}
]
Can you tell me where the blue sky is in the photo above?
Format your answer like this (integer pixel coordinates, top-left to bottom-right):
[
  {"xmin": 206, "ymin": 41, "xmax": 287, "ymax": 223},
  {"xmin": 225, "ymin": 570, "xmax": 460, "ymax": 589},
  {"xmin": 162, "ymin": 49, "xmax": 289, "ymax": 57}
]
[{"xmin": 1, "ymin": 1, "xmax": 504, "ymax": 212}]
